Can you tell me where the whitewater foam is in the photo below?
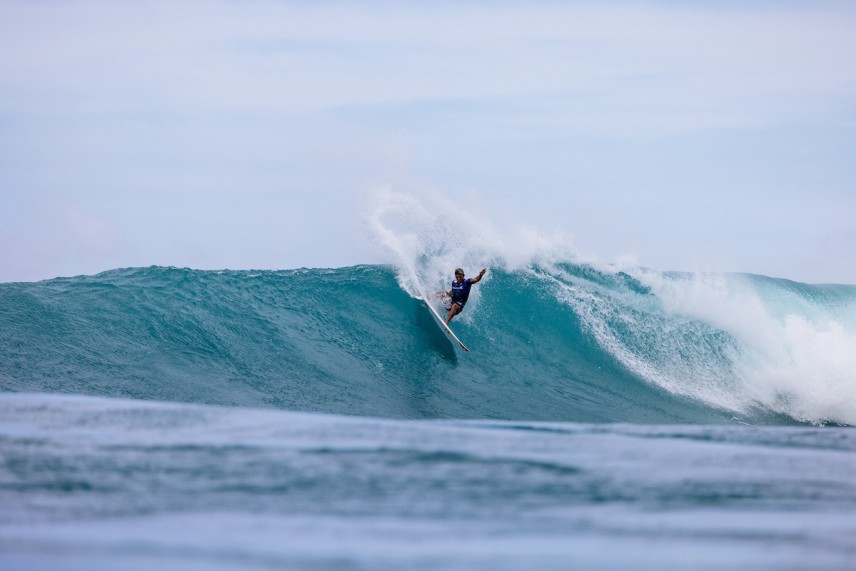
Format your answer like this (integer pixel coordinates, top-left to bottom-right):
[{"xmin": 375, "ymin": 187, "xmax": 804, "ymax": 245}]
[{"xmin": 637, "ymin": 271, "xmax": 856, "ymax": 424}]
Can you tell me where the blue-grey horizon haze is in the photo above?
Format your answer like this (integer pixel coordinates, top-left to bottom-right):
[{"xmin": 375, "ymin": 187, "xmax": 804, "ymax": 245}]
[{"xmin": 2, "ymin": 1, "xmax": 856, "ymax": 284}]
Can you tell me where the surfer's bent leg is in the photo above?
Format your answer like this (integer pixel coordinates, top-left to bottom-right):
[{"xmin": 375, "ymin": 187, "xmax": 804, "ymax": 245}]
[{"xmin": 445, "ymin": 303, "xmax": 461, "ymax": 324}]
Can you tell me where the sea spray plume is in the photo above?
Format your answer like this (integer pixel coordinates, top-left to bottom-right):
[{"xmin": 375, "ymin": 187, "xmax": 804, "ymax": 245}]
[
  {"xmin": 363, "ymin": 188, "xmax": 450, "ymax": 295},
  {"xmin": 362, "ymin": 186, "xmax": 580, "ymax": 309},
  {"xmin": 363, "ymin": 187, "xmax": 495, "ymax": 301}
]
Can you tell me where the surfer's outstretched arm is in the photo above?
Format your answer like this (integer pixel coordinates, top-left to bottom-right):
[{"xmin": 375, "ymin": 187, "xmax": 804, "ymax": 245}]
[{"xmin": 470, "ymin": 268, "xmax": 487, "ymax": 284}]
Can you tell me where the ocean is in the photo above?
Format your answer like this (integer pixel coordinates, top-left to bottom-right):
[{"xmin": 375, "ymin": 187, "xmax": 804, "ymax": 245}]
[{"xmin": 2, "ymin": 262, "xmax": 856, "ymax": 569}]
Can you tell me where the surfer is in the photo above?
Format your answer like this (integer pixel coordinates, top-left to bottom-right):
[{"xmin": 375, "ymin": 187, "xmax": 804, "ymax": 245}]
[{"xmin": 442, "ymin": 267, "xmax": 487, "ymax": 324}]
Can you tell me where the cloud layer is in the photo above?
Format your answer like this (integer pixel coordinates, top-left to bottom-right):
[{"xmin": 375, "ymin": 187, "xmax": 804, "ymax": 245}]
[{"xmin": 2, "ymin": 1, "xmax": 855, "ymax": 282}]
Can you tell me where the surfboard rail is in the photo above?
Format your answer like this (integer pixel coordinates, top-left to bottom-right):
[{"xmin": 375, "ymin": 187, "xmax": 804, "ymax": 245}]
[{"xmin": 418, "ymin": 290, "xmax": 469, "ymax": 352}]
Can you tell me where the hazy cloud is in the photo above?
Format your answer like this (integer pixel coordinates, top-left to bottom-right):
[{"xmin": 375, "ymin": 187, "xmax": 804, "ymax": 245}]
[{"xmin": 2, "ymin": 1, "xmax": 855, "ymax": 282}]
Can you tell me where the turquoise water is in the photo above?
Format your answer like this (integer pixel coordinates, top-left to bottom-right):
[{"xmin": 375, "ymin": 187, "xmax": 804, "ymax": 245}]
[
  {"xmin": 2, "ymin": 263, "xmax": 856, "ymax": 569},
  {"xmin": 2, "ymin": 264, "xmax": 854, "ymax": 424}
]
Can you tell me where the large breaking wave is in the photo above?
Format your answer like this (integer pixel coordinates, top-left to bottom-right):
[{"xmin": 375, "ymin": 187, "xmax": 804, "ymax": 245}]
[
  {"xmin": 2, "ymin": 188, "xmax": 854, "ymax": 425},
  {"xmin": 2, "ymin": 260, "xmax": 854, "ymax": 425}
]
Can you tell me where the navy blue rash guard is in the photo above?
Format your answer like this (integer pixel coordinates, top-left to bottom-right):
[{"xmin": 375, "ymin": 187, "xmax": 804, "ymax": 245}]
[{"xmin": 450, "ymin": 278, "xmax": 474, "ymax": 309}]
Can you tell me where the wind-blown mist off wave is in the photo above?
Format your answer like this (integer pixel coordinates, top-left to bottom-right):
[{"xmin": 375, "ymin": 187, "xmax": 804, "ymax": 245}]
[{"xmin": 1, "ymin": 261, "xmax": 854, "ymax": 425}]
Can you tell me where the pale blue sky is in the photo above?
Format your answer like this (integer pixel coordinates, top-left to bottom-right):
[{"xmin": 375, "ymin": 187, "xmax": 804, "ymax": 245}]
[{"xmin": 2, "ymin": 1, "xmax": 855, "ymax": 283}]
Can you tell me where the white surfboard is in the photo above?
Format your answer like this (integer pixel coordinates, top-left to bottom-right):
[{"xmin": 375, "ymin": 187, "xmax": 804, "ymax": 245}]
[{"xmin": 418, "ymin": 290, "xmax": 469, "ymax": 352}]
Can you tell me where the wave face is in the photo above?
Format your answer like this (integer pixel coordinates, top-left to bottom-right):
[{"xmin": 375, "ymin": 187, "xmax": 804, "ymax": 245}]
[{"xmin": 2, "ymin": 262, "xmax": 855, "ymax": 425}]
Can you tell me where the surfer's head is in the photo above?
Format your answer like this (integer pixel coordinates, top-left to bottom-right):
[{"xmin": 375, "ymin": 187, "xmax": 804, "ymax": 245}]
[{"xmin": 455, "ymin": 268, "xmax": 464, "ymax": 278}]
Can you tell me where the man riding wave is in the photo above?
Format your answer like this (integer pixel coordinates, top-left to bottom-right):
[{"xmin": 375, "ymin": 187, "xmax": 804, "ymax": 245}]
[{"xmin": 441, "ymin": 267, "xmax": 487, "ymax": 324}]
